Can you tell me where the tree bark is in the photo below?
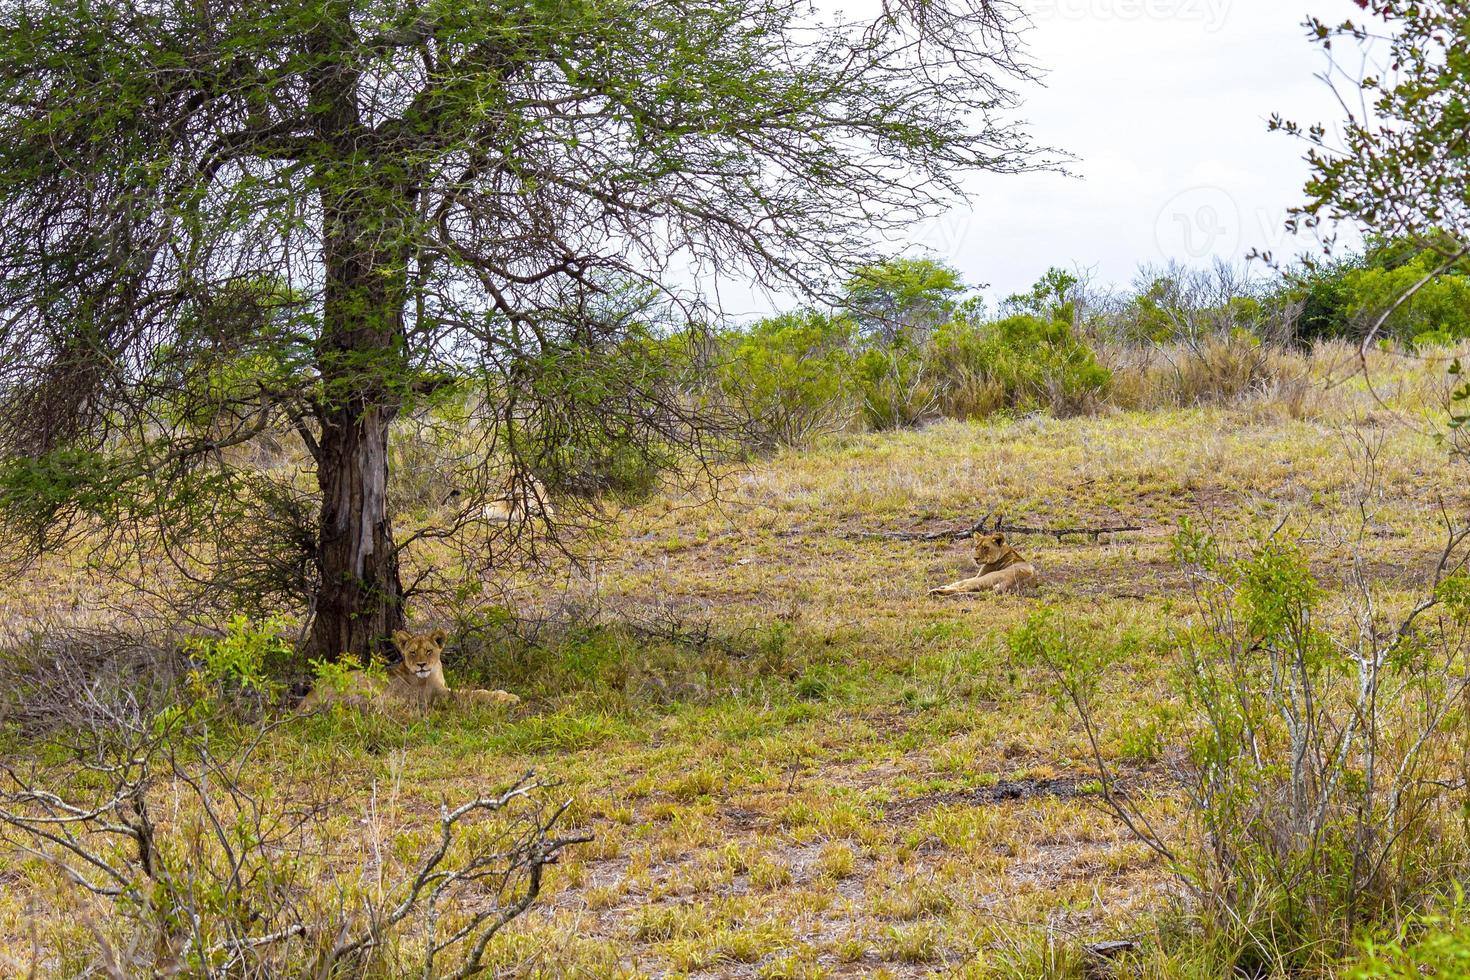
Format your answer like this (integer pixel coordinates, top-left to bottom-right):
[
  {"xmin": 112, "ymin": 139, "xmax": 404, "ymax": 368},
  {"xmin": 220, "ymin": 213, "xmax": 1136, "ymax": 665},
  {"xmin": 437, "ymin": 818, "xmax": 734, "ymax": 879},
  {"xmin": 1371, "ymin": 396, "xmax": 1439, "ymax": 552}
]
[
  {"xmin": 310, "ymin": 398, "xmax": 404, "ymax": 661},
  {"xmin": 308, "ymin": 181, "xmax": 411, "ymax": 661}
]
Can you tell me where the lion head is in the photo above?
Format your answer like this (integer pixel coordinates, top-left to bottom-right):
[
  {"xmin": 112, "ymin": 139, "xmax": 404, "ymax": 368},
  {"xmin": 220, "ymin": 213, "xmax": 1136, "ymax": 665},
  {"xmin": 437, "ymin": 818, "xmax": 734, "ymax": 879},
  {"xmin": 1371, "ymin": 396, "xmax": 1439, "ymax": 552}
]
[
  {"xmin": 392, "ymin": 628, "xmax": 448, "ymax": 686},
  {"xmin": 973, "ymin": 532, "xmax": 1011, "ymax": 566}
]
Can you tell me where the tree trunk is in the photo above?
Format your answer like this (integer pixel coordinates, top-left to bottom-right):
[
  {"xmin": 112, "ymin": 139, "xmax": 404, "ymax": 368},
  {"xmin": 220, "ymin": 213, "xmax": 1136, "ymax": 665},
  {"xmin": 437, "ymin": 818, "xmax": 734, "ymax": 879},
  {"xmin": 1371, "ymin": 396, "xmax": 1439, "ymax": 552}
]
[
  {"xmin": 310, "ymin": 398, "xmax": 404, "ymax": 661},
  {"xmin": 308, "ymin": 182, "xmax": 411, "ymax": 661}
]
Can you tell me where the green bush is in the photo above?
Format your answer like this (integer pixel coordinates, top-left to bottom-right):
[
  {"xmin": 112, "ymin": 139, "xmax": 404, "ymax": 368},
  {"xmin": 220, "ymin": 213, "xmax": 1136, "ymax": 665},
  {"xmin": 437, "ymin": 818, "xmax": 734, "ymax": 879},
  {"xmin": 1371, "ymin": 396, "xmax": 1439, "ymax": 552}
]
[
  {"xmin": 1273, "ymin": 255, "xmax": 1366, "ymax": 344},
  {"xmin": 1165, "ymin": 527, "xmax": 1470, "ymax": 973},
  {"xmin": 1343, "ymin": 249, "xmax": 1470, "ymax": 347},
  {"xmin": 1277, "ymin": 239, "xmax": 1470, "ymax": 346},
  {"xmin": 717, "ymin": 310, "xmax": 855, "ymax": 449},
  {"xmin": 184, "ymin": 614, "xmax": 296, "ymax": 698},
  {"xmin": 929, "ymin": 312, "xmax": 1110, "ymax": 418},
  {"xmin": 172, "ymin": 614, "xmax": 301, "ymax": 728},
  {"xmin": 1027, "ymin": 523, "xmax": 1470, "ymax": 975},
  {"xmin": 848, "ymin": 307, "xmax": 1110, "ymax": 428},
  {"xmin": 1122, "ymin": 276, "xmax": 1189, "ymax": 343},
  {"xmin": 852, "ymin": 339, "xmax": 936, "ymax": 430}
]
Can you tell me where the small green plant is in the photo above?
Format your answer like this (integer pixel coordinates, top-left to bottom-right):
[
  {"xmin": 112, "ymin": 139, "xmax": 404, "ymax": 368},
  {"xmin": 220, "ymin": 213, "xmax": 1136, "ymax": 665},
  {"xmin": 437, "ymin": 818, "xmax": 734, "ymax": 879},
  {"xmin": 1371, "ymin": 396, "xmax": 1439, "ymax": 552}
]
[
  {"xmin": 308, "ymin": 649, "xmax": 384, "ymax": 699},
  {"xmin": 1351, "ymin": 890, "xmax": 1470, "ymax": 978},
  {"xmin": 881, "ymin": 922, "xmax": 943, "ymax": 964},
  {"xmin": 1117, "ymin": 705, "xmax": 1177, "ymax": 764},
  {"xmin": 758, "ymin": 948, "xmax": 831, "ymax": 979},
  {"xmin": 183, "ymin": 615, "xmax": 296, "ymax": 711},
  {"xmin": 1007, "ymin": 608, "xmax": 1114, "ymax": 716},
  {"xmin": 816, "ymin": 842, "xmax": 857, "ymax": 880},
  {"xmin": 1451, "ymin": 357, "xmax": 1470, "ymax": 432}
]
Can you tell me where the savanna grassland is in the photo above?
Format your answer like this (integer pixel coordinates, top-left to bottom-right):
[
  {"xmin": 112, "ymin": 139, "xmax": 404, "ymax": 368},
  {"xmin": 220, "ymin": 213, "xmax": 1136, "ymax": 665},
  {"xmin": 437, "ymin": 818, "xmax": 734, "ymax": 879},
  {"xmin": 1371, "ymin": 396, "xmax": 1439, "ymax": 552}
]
[{"xmin": 2, "ymin": 345, "xmax": 1467, "ymax": 978}]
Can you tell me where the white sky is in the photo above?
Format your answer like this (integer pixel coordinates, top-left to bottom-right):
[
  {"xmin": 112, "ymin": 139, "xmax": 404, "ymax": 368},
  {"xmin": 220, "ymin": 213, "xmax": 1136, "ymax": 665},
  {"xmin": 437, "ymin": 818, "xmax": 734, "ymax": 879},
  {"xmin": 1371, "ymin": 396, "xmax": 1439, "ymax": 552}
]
[{"xmin": 725, "ymin": 0, "xmax": 1363, "ymax": 317}]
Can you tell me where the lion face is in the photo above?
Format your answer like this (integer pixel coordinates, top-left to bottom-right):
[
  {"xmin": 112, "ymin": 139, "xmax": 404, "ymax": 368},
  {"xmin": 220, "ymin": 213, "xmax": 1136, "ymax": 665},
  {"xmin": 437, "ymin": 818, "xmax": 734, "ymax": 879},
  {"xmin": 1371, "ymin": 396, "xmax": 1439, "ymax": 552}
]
[
  {"xmin": 392, "ymin": 629, "xmax": 447, "ymax": 683},
  {"xmin": 972, "ymin": 532, "xmax": 1010, "ymax": 565}
]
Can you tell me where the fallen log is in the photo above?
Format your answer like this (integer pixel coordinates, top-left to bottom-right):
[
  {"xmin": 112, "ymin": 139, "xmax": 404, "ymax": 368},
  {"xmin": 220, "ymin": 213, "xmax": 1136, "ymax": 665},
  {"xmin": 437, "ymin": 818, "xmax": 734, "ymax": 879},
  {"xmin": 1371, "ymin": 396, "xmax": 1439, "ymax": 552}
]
[{"xmin": 849, "ymin": 512, "xmax": 1145, "ymax": 544}]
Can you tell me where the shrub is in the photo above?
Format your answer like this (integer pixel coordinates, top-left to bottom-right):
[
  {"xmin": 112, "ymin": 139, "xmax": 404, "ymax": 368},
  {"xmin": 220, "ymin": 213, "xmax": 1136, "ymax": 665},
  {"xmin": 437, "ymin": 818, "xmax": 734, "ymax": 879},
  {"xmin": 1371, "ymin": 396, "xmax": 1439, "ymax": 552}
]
[
  {"xmin": 1276, "ymin": 240, "xmax": 1470, "ymax": 347},
  {"xmin": 0, "ymin": 724, "xmax": 583, "ymax": 977},
  {"xmin": 1172, "ymin": 528, "xmax": 1470, "ymax": 971},
  {"xmin": 717, "ymin": 310, "xmax": 856, "ymax": 449},
  {"xmin": 848, "ymin": 300, "xmax": 1110, "ymax": 427},
  {"xmin": 1275, "ymin": 255, "xmax": 1366, "ymax": 344},
  {"xmin": 1034, "ymin": 520, "xmax": 1470, "ymax": 974},
  {"xmin": 929, "ymin": 312, "xmax": 1110, "ymax": 418},
  {"xmin": 1109, "ymin": 261, "xmax": 1273, "ymax": 344},
  {"xmin": 853, "ymin": 339, "xmax": 938, "ymax": 430},
  {"xmin": 1343, "ymin": 249, "xmax": 1470, "ymax": 347},
  {"xmin": 1169, "ymin": 529, "xmax": 1470, "ymax": 971},
  {"xmin": 496, "ymin": 315, "xmax": 721, "ymax": 504},
  {"xmin": 1103, "ymin": 330, "xmax": 1301, "ymax": 410},
  {"xmin": 1121, "ymin": 276, "xmax": 1189, "ymax": 343},
  {"xmin": 185, "ymin": 614, "xmax": 296, "ymax": 697},
  {"xmin": 176, "ymin": 615, "xmax": 304, "ymax": 727}
]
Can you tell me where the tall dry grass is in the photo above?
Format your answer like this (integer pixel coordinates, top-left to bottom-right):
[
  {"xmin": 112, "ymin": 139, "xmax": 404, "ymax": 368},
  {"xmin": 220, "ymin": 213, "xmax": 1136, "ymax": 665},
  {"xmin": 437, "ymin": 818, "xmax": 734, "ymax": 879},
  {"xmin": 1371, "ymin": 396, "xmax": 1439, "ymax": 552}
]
[
  {"xmin": 1101, "ymin": 336, "xmax": 1470, "ymax": 422},
  {"xmin": 1102, "ymin": 333, "xmax": 1316, "ymax": 413}
]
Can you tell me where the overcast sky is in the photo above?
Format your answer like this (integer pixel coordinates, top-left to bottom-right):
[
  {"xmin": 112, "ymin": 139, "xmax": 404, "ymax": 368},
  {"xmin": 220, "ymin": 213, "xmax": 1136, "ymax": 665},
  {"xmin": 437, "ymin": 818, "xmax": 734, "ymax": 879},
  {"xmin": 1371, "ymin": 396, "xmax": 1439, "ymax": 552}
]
[{"xmin": 726, "ymin": 0, "xmax": 1363, "ymax": 317}]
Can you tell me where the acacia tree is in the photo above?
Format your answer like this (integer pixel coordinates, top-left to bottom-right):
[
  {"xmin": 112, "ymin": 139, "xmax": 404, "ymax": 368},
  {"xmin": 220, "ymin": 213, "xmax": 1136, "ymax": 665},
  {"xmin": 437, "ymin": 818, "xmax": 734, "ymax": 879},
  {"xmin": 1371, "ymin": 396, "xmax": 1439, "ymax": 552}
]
[{"xmin": 0, "ymin": 0, "xmax": 1048, "ymax": 659}]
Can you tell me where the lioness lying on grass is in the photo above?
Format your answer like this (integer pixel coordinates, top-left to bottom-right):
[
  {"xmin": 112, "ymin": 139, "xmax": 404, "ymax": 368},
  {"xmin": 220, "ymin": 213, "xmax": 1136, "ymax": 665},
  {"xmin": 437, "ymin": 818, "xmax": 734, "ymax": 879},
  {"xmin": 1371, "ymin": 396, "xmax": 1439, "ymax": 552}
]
[
  {"xmin": 481, "ymin": 473, "xmax": 556, "ymax": 523},
  {"xmin": 302, "ymin": 629, "xmax": 520, "ymax": 711},
  {"xmin": 929, "ymin": 532, "xmax": 1037, "ymax": 596}
]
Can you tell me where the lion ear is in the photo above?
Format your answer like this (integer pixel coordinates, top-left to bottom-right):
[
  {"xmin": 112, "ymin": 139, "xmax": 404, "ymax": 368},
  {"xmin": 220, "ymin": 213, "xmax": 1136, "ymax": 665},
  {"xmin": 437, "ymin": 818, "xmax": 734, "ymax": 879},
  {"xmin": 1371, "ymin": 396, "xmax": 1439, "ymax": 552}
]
[
  {"xmin": 392, "ymin": 630, "xmax": 411, "ymax": 652},
  {"xmin": 428, "ymin": 628, "xmax": 448, "ymax": 650},
  {"xmin": 993, "ymin": 533, "xmax": 1005, "ymax": 545}
]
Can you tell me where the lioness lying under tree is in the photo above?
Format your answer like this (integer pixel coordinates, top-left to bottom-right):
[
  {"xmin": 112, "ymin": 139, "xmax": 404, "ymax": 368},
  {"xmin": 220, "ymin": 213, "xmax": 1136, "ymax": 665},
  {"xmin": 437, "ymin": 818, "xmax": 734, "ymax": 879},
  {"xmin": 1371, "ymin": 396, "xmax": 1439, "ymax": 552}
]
[
  {"xmin": 302, "ymin": 629, "xmax": 520, "ymax": 710},
  {"xmin": 929, "ymin": 532, "xmax": 1037, "ymax": 596}
]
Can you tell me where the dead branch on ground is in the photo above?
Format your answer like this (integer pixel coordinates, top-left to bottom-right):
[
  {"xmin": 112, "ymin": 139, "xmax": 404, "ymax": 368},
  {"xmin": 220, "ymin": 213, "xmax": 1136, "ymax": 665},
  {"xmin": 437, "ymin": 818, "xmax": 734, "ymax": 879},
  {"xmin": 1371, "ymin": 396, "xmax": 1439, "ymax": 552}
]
[{"xmin": 848, "ymin": 511, "xmax": 1146, "ymax": 544}]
